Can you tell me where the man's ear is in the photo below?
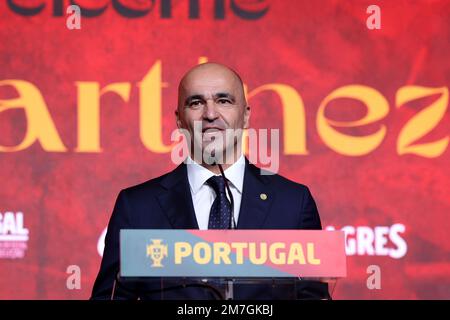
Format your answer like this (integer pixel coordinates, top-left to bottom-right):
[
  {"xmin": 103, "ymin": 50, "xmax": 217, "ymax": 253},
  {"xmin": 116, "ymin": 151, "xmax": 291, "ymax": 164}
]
[
  {"xmin": 175, "ymin": 108, "xmax": 182, "ymax": 128},
  {"xmin": 243, "ymin": 105, "xmax": 251, "ymax": 129}
]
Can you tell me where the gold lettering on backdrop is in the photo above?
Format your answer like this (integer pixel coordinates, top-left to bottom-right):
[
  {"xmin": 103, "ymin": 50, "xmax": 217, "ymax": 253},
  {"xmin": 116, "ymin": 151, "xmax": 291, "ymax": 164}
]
[
  {"xmin": 316, "ymin": 85, "xmax": 389, "ymax": 156},
  {"xmin": 75, "ymin": 82, "xmax": 131, "ymax": 152},
  {"xmin": 0, "ymin": 80, "xmax": 66, "ymax": 152},
  {"xmin": 247, "ymin": 84, "xmax": 308, "ymax": 155},
  {"xmin": 139, "ymin": 60, "xmax": 174, "ymax": 153},
  {"xmin": 396, "ymin": 86, "xmax": 449, "ymax": 158},
  {"xmin": 0, "ymin": 60, "xmax": 448, "ymax": 158}
]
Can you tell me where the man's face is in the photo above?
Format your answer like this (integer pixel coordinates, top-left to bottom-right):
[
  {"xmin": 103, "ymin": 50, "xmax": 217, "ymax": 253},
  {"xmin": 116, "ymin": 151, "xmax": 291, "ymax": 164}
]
[{"xmin": 176, "ymin": 65, "xmax": 250, "ymax": 163}]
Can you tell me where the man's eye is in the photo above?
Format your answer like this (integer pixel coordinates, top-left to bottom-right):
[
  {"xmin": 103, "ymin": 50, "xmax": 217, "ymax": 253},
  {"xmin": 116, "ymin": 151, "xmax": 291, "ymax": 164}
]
[
  {"xmin": 189, "ymin": 100, "xmax": 203, "ymax": 107},
  {"xmin": 217, "ymin": 99, "xmax": 231, "ymax": 104}
]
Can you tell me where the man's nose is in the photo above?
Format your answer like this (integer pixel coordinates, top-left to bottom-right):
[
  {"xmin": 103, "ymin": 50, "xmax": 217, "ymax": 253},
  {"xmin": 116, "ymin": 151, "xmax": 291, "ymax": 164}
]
[{"xmin": 203, "ymin": 99, "xmax": 220, "ymax": 121}]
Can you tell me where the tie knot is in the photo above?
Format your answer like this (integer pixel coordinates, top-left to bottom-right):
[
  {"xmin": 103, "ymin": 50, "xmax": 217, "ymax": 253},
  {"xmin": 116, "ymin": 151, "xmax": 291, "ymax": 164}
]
[{"xmin": 206, "ymin": 176, "xmax": 227, "ymax": 195}]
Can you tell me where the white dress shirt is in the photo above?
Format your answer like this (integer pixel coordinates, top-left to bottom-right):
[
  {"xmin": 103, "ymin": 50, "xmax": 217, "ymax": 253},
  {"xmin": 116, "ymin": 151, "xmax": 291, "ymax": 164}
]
[{"xmin": 186, "ymin": 155, "xmax": 245, "ymax": 230}]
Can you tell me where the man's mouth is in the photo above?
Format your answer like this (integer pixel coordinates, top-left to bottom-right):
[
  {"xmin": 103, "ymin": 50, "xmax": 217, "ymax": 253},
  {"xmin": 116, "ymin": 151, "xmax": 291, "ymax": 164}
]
[{"xmin": 202, "ymin": 127, "xmax": 223, "ymax": 134}]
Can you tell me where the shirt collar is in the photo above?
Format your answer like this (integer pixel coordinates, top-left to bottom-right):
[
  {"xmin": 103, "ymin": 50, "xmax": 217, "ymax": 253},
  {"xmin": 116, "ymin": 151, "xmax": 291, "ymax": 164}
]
[{"xmin": 186, "ymin": 155, "xmax": 245, "ymax": 195}]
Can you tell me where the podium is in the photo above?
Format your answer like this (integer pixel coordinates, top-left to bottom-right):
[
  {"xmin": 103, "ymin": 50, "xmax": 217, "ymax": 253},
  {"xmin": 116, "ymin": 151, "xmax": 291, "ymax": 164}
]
[{"xmin": 115, "ymin": 229, "xmax": 346, "ymax": 300}]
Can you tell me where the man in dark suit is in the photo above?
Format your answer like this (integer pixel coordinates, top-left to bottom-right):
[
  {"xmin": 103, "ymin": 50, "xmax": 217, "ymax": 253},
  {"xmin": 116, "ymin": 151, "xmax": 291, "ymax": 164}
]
[{"xmin": 91, "ymin": 62, "xmax": 329, "ymax": 300}]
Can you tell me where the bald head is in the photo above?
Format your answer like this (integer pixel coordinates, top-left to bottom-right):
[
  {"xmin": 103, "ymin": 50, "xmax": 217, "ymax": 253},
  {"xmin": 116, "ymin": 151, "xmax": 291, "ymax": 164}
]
[
  {"xmin": 175, "ymin": 62, "xmax": 251, "ymax": 169},
  {"xmin": 177, "ymin": 62, "xmax": 246, "ymax": 109}
]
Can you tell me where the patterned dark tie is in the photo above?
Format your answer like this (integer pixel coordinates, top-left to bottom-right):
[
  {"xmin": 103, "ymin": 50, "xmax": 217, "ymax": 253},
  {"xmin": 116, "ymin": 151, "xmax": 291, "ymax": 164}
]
[{"xmin": 207, "ymin": 176, "xmax": 232, "ymax": 229}]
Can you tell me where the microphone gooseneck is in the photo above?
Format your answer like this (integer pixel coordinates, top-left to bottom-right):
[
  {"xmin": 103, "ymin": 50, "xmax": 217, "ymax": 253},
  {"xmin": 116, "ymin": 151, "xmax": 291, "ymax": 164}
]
[{"xmin": 216, "ymin": 163, "xmax": 236, "ymax": 229}]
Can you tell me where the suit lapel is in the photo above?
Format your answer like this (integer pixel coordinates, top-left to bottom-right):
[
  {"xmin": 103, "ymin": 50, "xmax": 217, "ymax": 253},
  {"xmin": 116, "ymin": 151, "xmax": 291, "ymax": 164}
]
[
  {"xmin": 156, "ymin": 160, "xmax": 274, "ymax": 230},
  {"xmin": 156, "ymin": 163, "xmax": 199, "ymax": 229},
  {"xmin": 237, "ymin": 160, "xmax": 275, "ymax": 229}
]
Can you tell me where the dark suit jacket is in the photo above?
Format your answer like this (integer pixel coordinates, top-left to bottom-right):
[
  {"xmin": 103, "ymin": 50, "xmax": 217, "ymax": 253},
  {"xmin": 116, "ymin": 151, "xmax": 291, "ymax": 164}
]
[{"xmin": 91, "ymin": 159, "xmax": 330, "ymax": 300}]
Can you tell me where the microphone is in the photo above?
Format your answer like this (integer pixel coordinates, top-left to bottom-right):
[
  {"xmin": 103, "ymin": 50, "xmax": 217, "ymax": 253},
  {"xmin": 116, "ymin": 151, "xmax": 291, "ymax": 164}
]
[
  {"xmin": 215, "ymin": 162, "xmax": 237, "ymax": 300},
  {"xmin": 216, "ymin": 163, "xmax": 237, "ymax": 230}
]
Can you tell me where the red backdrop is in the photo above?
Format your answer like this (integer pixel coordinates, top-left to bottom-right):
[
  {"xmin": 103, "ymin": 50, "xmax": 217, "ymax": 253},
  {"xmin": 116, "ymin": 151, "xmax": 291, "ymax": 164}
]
[{"xmin": 0, "ymin": 0, "xmax": 449, "ymax": 299}]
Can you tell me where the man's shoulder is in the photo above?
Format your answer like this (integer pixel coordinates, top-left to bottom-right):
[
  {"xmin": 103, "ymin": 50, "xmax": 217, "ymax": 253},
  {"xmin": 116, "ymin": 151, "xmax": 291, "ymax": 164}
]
[
  {"xmin": 118, "ymin": 162, "xmax": 312, "ymax": 198},
  {"xmin": 247, "ymin": 162, "xmax": 311, "ymax": 194},
  {"xmin": 119, "ymin": 165, "xmax": 183, "ymax": 198}
]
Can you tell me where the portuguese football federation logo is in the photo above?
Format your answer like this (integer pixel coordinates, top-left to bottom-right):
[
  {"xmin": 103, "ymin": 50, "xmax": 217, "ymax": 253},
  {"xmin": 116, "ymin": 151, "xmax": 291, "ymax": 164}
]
[{"xmin": 146, "ymin": 239, "xmax": 168, "ymax": 267}]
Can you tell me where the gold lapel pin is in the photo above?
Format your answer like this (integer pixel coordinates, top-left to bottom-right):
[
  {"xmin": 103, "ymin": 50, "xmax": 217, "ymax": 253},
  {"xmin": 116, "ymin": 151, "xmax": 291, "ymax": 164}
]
[{"xmin": 260, "ymin": 193, "xmax": 268, "ymax": 200}]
